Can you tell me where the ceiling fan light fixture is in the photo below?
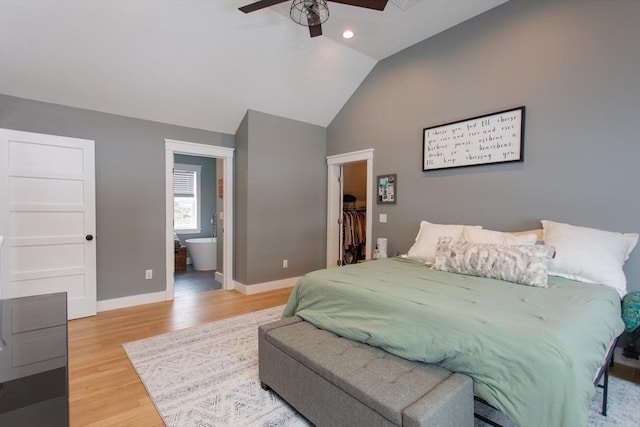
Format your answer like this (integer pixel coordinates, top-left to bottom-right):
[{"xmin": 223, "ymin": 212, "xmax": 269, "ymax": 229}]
[{"xmin": 290, "ymin": 0, "xmax": 329, "ymax": 27}]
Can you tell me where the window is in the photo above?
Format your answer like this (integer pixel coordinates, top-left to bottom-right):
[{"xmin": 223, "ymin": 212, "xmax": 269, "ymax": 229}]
[{"xmin": 173, "ymin": 164, "xmax": 201, "ymax": 234}]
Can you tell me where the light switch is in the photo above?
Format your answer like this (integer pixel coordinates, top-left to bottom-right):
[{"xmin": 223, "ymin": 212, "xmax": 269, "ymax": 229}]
[{"xmin": 379, "ymin": 214, "xmax": 387, "ymax": 223}]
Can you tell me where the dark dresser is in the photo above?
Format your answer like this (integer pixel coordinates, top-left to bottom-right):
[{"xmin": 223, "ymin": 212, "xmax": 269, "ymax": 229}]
[{"xmin": 0, "ymin": 292, "xmax": 69, "ymax": 426}]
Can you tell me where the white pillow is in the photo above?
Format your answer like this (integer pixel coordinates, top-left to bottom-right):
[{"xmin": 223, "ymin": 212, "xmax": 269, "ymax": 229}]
[
  {"xmin": 407, "ymin": 221, "xmax": 481, "ymax": 264},
  {"xmin": 463, "ymin": 228, "xmax": 537, "ymax": 246},
  {"xmin": 542, "ymin": 220, "xmax": 639, "ymax": 296}
]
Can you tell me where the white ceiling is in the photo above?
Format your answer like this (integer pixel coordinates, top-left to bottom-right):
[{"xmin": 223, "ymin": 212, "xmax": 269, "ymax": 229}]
[{"xmin": 0, "ymin": 0, "xmax": 508, "ymax": 135}]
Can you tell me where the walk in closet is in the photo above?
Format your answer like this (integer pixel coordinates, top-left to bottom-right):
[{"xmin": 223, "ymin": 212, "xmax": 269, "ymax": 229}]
[{"xmin": 342, "ymin": 161, "xmax": 367, "ymax": 264}]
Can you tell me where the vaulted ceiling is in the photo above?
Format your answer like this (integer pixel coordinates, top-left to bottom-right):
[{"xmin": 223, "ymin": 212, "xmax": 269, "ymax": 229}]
[{"xmin": 0, "ymin": 0, "xmax": 508, "ymax": 134}]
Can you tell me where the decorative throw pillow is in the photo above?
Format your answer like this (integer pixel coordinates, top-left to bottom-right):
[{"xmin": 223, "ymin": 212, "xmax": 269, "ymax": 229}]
[
  {"xmin": 407, "ymin": 221, "xmax": 481, "ymax": 265},
  {"xmin": 542, "ymin": 220, "xmax": 639, "ymax": 297},
  {"xmin": 433, "ymin": 237, "xmax": 555, "ymax": 288},
  {"xmin": 463, "ymin": 227, "xmax": 537, "ymax": 246}
]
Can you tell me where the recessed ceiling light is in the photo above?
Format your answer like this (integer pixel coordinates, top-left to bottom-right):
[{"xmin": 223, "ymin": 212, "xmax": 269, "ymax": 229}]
[{"xmin": 342, "ymin": 30, "xmax": 354, "ymax": 39}]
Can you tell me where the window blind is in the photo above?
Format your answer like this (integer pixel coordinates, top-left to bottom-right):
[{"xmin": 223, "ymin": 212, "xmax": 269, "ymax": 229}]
[{"xmin": 174, "ymin": 169, "xmax": 196, "ymax": 197}]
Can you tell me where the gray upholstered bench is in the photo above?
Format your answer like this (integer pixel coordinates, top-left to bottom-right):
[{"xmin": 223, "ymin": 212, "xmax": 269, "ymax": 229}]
[{"xmin": 259, "ymin": 316, "xmax": 473, "ymax": 427}]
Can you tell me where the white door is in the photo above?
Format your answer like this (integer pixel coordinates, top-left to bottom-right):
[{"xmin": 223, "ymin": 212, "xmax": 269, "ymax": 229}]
[
  {"xmin": 0, "ymin": 129, "xmax": 97, "ymax": 319},
  {"xmin": 326, "ymin": 163, "xmax": 342, "ymax": 267}
]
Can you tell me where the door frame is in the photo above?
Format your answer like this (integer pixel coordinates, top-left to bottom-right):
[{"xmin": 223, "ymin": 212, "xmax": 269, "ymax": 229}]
[
  {"xmin": 165, "ymin": 139, "xmax": 234, "ymax": 297},
  {"xmin": 326, "ymin": 149, "xmax": 374, "ymax": 268}
]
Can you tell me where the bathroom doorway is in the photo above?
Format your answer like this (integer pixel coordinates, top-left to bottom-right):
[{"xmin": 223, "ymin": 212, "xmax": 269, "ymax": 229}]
[
  {"xmin": 172, "ymin": 155, "xmax": 223, "ymax": 296},
  {"xmin": 164, "ymin": 139, "xmax": 234, "ymax": 300}
]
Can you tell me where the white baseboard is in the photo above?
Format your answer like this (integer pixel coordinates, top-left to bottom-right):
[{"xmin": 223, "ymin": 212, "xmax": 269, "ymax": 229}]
[
  {"xmin": 233, "ymin": 276, "xmax": 299, "ymax": 295},
  {"xmin": 215, "ymin": 271, "xmax": 224, "ymax": 283},
  {"xmin": 96, "ymin": 276, "xmax": 296, "ymax": 311},
  {"xmin": 97, "ymin": 291, "xmax": 168, "ymax": 312}
]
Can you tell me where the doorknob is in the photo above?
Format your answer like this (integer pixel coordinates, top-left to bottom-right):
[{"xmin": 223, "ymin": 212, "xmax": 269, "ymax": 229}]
[{"xmin": 85, "ymin": 234, "xmax": 94, "ymax": 241}]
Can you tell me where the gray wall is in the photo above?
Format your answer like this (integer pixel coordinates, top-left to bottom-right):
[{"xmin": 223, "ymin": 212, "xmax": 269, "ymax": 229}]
[
  {"xmin": 235, "ymin": 110, "xmax": 327, "ymax": 285},
  {"xmin": 0, "ymin": 94, "xmax": 234, "ymax": 300},
  {"xmin": 235, "ymin": 114, "xmax": 250, "ymax": 284},
  {"xmin": 327, "ymin": 0, "xmax": 640, "ymax": 291}
]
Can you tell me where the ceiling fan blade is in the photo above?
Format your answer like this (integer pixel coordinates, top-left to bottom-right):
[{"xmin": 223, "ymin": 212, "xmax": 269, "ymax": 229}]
[
  {"xmin": 309, "ymin": 23, "xmax": 323, "ymax": 37},
  {"xmin": 328, "ymin": 0, "xmax": 388, "ymax": 11},
  {"xmin": 239, "ymin": 0, "xmax": 288, "ymax": 14}
]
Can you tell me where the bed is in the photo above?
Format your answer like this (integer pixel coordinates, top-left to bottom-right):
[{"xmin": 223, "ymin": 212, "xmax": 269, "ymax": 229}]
[{"xmin": 282, "ymin": 220, "xmax": 635, "ymax": 427}]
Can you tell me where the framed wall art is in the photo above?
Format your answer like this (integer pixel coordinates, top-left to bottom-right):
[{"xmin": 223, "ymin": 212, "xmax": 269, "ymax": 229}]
[
  {"xmin": 377, "ymin": 174, "xmax": 396, "ymax": 204},
  {"xmin": 423, "ymin": 106, "xmax": 525, "ymax": 171}
]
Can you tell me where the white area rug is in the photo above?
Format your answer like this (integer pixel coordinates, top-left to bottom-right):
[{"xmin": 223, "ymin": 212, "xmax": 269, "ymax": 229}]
[
  {"xmin": 123, "ymin": 306, "xmax": 640, "ymax": 427},
  {"xmin": 123, "ymin": 306, "xmax": 305, "ymax": 426}
]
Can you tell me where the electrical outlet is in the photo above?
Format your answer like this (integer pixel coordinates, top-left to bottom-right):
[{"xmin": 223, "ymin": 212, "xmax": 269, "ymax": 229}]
[
  {"xmin": 283, "ymin": 260, "xmax": 288, "ymax": 268},
  {"xmin": 379, "ymin": 214, "xmax": 387, "ymax": 223},
  {"xmin": 145, "ymin": 269, "xmax": 153, "ymax": 280}
]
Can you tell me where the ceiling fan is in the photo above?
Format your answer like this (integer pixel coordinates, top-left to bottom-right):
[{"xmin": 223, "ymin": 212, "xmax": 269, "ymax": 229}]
[{"xmin": 239, "ymin": 0, "xmax": 389, "ymax": 38}]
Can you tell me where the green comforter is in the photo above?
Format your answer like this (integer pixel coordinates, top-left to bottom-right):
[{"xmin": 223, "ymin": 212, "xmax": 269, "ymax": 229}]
[{"xmin": 283, "ymin": 257, "xmax": 624, "ymax": 427}]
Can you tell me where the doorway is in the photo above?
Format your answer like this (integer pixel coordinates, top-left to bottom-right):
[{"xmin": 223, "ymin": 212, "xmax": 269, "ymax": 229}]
[
  {"xmin": 164, "ymin": 139, "xmax": 234, "ymax": 299},
  {"xmin": 172, "ymin": 155, "xmax": 223, "ymax": 297},
  {"xmin": 342, "ymin": 161, "xmax": 368, "ymax": 265},
  {"xmin": 326, "ymin": 149, "xmax": 374, "ymax": 268}
]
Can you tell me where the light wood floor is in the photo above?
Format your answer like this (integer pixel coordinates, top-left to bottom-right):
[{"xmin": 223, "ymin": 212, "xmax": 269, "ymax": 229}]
[{"xmin": 68, "ymin": 287, "xmax": 292, "ymax": 427}]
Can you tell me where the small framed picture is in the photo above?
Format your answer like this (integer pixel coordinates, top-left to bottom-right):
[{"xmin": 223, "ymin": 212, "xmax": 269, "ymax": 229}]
[{"xmin": 377, "ymin": 174, "xmax": 396, "ymax": 204}]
